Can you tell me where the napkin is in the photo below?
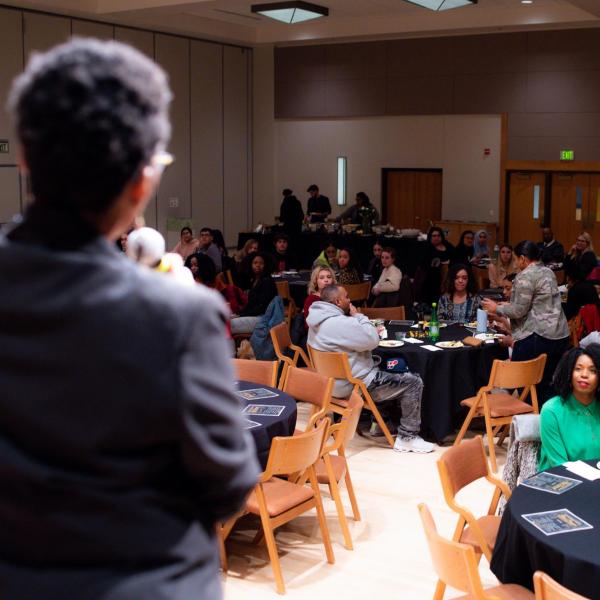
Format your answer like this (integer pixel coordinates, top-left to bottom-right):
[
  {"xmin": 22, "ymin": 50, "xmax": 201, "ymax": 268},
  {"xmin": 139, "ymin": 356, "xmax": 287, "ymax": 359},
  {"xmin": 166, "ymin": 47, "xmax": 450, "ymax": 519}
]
[
  {"xmin": 564, "ymin": 461, "xmax": 600, "ymax": 481},
  {"xmin": 422, "ymin": 345, "xmax": 442, "ymax": 352},
  {"xmin": 403, "ymin": 337, "xmax": 423, "ymax": 344}
]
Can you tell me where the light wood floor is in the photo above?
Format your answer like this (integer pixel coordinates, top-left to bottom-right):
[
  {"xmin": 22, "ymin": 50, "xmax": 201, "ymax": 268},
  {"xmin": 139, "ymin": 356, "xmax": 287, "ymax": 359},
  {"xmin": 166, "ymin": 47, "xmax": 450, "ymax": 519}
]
[{"xmin": 222, "ymin": 404, "xmax": 507, "ymax": 599}]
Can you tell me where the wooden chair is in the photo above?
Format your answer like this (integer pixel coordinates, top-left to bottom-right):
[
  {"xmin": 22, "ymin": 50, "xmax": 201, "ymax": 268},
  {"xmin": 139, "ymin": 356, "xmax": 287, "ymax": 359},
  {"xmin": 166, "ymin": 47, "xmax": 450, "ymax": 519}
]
[
  {"xmin": 283, "ymin": 366, "xmax": 332, "ymax": 432},
  {"xmin": 308, "ymin": 346, "xmax": 395, "ymax": 448},
  {"xmin": 270, "ymin": 322, "xmax": 312, "ymax": 387},
  {"xmin": 358, "ymin": 306, "xmax": 406, "ymax": 320},
  {"xmin": 232, "ymin": 358, "xmax": 278, "ymax": 388},
  {"xmin": 344, "ymin": 281, "xmax": 371, "ymax": 306},
  {"xmin": 275, "ymin": 280, "xmax": 297, "ymax": 327},
  {"xmin": 454, "ymin": 354, "xmax": 547, "ymax": 472},
  {"xmin": 316, "ymin": 391, "xmax": 364, "ymax": 550},
  {"xmin": 418, "ymin": 503, "xmax": 533, "ymax": 600},
  {"xmin": 439, "ymin": 263, "xmax": 449, "ymax": 293},
  {"xmin": 568, "ymin": 315, "xmax": 582, "ymax": 348},
  {"xmin": 246, "ymin": 419, "xmax": 334, "ymax": 594},
  {"xmin": 474, "ymin": 269, "xmax": 490, "ymax": 292},
  {"xmin": 437, "ymin": 437, "xmax": 510, "ymax": 562},
  {"xmin": 533, "ymin": 571, "xmax": 589, "ymax": 600}
]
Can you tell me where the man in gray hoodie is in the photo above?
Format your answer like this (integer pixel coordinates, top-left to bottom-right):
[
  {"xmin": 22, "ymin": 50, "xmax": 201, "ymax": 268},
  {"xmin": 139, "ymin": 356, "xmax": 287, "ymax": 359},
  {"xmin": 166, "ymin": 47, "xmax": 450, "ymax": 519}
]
[{"xmin": 306, "ymin": 284, "xmax": 434, "ymax": 453}]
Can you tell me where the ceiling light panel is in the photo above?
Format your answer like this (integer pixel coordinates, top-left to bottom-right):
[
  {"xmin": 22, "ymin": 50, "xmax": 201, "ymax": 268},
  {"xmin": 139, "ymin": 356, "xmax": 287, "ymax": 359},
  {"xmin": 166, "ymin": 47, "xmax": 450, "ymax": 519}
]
[
  {"xmin": 251, "ymin": 1, "xmax": 329, "ymax": 23},
  {"xmin": 403, "ymin": 0, "xmax": 477, "ymax": 10}
]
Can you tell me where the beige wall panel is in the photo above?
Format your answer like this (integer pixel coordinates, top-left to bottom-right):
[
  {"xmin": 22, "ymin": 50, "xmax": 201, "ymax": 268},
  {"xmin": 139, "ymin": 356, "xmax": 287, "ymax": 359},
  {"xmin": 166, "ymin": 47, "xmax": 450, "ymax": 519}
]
[
  {"xmin": 155, "ymin": 34, "xmax": 190, "ymax": 237},
  {"xmin": 223, "ymin": 46, "xmax": 250, "ymax": 247},
  {"xmin": 252, "ymin": 45, "xmax": 276, "ymax": 227},
  {"xmin": 0, "ymin": 8, "xmax": 23, "ymax": 167},
  {"xmin": 0, "ymin": 167, "xmax": 21, "ymax": 222},
  {"xmin": 442, "ymin": 115, "xmax": 501, "ymax": 222},
  {"xmin": 190, "ymin": 40, "xmax": 223, "ymax": 233},
  {"xmin": 71, "ymin": 20, "xmax": 113, "ymax": 39},
  {"xmin": 23, "ymin": 12, "xmax": 70, "ymax": 58},
  {"xmin": 114, "ymin": 27, "xmax": 154, "ymax": 58}
]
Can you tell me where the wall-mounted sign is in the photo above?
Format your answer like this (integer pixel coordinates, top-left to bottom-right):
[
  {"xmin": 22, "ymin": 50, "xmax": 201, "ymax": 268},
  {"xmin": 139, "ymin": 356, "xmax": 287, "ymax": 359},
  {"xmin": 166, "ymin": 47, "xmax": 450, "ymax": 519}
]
[
  {"xmin": 0, "ymin": 140, "xmax": 9, "ymax": 153},
  {"xmin": 560, "ymin": 149, "xmax": 575, "ymax": 161}
]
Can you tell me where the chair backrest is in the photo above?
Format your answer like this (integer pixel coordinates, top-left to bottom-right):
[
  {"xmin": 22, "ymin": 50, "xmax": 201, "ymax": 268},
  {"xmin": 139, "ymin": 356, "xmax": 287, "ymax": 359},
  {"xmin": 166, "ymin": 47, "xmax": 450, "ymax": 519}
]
[
  {"xmin": 270, "ymin": 322, "xmax": 292, "ymax": 361},
  {"xmin": 533, "ymin": 571, "xmax": 589, "ymax": 600},
  {"xmin": 474, "ymin": 271, "xmax": 490, "ymax": 292},
  {"xmin": 283, "ymin": 366, "xmax": 332, "ymax": 415},
  {"xmin": 489, "ymin": 354, "xmax": 547, "ymax": 390},
  {"xmin": 418, "ymin": 503, "xmax": 488, "ymax": 598},
  {"xmin": 264, "ymin": 418, "xmax": 329, "ymax": 478},
  {"xmin": 224, "ymin": 269, "xmax": 234, "ymax": 286},
  {"xmin": 439, "ymin": 263, "xmax": 449, "ymax": 293},
  {"xmin": 358, "ymin": 306, "xmax": 406, "ymax": 320},
  {"xmin": 438, "ymin": 436, "xmax": 489, "ymax": 497},
  {"xmin": 308, "ymin": 346, "xmax": 354, "ymax": 382},
  {"xmin": 344, "ymin": 282, "xmax": 371, "ymax": 303},
  {"xmin": 232, "ymin": 358, "xmax": 278, "ymax": 387},
  {"xmin": 569, "ymin": 315, "xmax": 582, "ymax": 348}
]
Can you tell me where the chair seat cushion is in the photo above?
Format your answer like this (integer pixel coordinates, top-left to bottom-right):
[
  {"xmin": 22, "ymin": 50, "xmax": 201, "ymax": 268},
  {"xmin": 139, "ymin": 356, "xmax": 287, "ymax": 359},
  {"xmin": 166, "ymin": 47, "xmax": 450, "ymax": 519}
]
[
  {"xmin": 460, "ymin": 393, "xmax": 535, "ymax": 417},
  {"xmin": 246, "ymin": 477, "xmax": 314, "ymax": 517},
  {"xmin": 459, "ymin": 515, "xmax": 500, "ymax": 551},
  {"xmin": 454, "ymin": 583, "xmax": 534, "ymax": 599},
  {"xmin": 315, "ymin": 455, "xmax": 347, "ymax": 484}
]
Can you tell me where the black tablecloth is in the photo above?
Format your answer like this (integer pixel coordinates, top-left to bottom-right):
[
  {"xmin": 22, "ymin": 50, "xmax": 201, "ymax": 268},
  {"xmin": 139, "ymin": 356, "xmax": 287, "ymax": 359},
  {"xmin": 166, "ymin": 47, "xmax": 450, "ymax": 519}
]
[
  {"xmin": 373, "ymin": 323, "xmax": 507, "ymax": 441},
  {"xmin": 238, "ymin": 232, "xmax": 428, "ymax": 276},
  {"xmin": 238, "ymin": 380, "xmax": 297, "ymax": 468},
  {"xmin": 491, "ymin": 462, "xmax": 600, "ymax": 598}
]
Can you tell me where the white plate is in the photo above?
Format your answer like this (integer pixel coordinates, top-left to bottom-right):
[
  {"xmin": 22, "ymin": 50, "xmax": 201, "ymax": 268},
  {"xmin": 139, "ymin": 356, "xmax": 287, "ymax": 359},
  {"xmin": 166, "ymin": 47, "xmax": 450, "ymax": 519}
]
[
  {"xmin": 435, "ymin": 341, "xmax": 464, "ymax": 349},
  {"xmin": 474, "ymin": 332, "xmax": 502, "ymax": 340},
  {"xmin": 378, "ymin": 340, "xmax": 404, "ymax": 348}
]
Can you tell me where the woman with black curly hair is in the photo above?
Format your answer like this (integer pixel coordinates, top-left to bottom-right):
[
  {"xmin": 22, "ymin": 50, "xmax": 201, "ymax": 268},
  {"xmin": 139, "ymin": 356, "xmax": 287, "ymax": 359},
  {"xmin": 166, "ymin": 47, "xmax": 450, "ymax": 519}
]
[{"xmin": 539, "ymin": 344, "xmax": 600, "ymax": 471}]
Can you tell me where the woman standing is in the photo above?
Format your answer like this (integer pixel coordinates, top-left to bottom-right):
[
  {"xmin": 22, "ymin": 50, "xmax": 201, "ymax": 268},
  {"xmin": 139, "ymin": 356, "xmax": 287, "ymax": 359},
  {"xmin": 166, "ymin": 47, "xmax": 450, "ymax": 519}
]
[
  {"xmin": 564, "ymin": 232, "xmax": 597, "ymax": 280},
  {"xmin": 539, "ymin": 345, "xmax": 600, "ymax": 471},
  {"xmin": 482, "ymin": 240, "xmax": 570, "ymax": 404},
  {"xmin": 437, "ymin": 264, "xmax": 478, "ymax": 323},
  {"xmin": 488, "ymin": 244, "xmax": 519, "ymax": 288}
]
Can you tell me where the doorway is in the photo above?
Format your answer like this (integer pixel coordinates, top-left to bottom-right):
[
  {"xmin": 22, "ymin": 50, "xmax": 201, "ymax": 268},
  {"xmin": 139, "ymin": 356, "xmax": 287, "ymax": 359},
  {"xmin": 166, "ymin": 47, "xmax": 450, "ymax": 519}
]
[{"xmin": 382, "ymin": 168, "xmax": 442, "ymax": 230}]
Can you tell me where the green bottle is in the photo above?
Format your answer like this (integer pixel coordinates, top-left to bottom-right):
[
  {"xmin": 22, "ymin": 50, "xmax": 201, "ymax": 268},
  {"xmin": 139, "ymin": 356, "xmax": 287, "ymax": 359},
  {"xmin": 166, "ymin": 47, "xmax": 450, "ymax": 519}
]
[{"xmin": 430, "ymin": 302, "xmax": 440, "ymax": 343}]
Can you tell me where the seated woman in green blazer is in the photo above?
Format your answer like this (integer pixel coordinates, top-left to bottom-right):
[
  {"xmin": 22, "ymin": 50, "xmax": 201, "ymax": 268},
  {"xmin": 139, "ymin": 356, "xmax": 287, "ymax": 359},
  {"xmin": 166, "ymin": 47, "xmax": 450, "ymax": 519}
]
[{"xmin": 539, "ymin": 345, "xmax": 600, "ymax": 471}]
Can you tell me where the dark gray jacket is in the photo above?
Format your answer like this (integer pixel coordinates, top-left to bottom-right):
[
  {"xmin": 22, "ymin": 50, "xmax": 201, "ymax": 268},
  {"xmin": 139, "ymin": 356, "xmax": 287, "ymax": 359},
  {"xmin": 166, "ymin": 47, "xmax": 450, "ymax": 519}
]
[{"xmin": 0, "ymin": 210, "xmax": 259, "ymax": 600}]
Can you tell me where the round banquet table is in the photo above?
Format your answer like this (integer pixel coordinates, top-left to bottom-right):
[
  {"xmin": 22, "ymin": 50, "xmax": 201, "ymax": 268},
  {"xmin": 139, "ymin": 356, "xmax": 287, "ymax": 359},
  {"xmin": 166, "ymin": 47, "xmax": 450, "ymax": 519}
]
[
  {"xmin": 373, "ymin": 322, "xmax": 508, "ymax": 442},
  {"xmin": 237, "ymin": 380, "xmax": 297, "ymax": 469},
  {"xmin": 491, "ymin": 461, "xmax": 600, "ymax": 598}
]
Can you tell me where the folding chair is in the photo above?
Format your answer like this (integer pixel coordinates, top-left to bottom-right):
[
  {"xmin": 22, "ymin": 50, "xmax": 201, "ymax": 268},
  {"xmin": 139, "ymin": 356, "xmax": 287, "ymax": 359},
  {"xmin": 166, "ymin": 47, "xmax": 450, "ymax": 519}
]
[
  {"xmin": 454, "ymin": 354, "xmax": 547, "ymax": 472},
  {"xmin": 232, "ymin": 358, "xmax": 278, "ymax": 388},
  {"xmin": 358, "ymin": 306, "xmax": 406, "ymax": 320},
  {"xmin": 344, "ymin": 282, "xmax": 371, "ymax": 306},
  {"xmin": 283, "ymin": 366, "xmax": 332, "ymax": 432},
  {"xmin": 270, "ymin": 322, "xmax": 312, "ymax": 388},
  {"xmin": 308, "ymin": 346, "xmax": 395, "ymax": 448},
  {"xmin": 275, "ymin": 280, "xmax": 297, "ymax": 328},
  {"xmin": 418, "ymin": 503, "xmax": 533, "ymax": 600},
  {"xmin": 533, "ymin": 571, "xmax": 589, "ymax": 600}
]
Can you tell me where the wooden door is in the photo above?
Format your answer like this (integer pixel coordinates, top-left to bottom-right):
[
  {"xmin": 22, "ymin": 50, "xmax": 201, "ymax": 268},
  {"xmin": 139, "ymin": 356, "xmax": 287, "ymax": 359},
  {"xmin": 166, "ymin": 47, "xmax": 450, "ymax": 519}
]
[
  {"xmin": 384, "ymin": 170, "xmax": 442, "ymax": 229},
  {"xmin": 584, "ymin": 174, "xmax": 600, "ymax": 248},
  {"xmin": 507, "ymin": 172, "xmax": 546, "ymax": 245},
  {"xmin": 551, "ymin": 173, "xmax": 593, "ymax": 251}
]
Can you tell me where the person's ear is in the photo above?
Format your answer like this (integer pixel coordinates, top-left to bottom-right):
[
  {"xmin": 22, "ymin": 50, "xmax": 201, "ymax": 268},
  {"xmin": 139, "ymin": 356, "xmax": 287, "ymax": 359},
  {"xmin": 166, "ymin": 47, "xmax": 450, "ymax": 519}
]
[{"xmin": 129, "ymin": 166, "xmax": 157, "ymax": 211}]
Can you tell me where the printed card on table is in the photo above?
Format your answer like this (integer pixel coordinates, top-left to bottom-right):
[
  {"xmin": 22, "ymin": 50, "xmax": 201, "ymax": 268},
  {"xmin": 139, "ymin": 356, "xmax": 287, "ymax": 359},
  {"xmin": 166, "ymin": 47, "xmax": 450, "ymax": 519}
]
[
  {"xmin": 242, "ymin": 404, "xmax": 286, "ymax": 417},
  {"xmin": 243, "ymin": 419, "xmax": 262, "ymax": 430},
  {"xmin": 522, "ymin": 508, "xmax": 593, "ymax": 536},
  {"xmin": 236, "ymin": 388, "xmax": 279, "ymax": 401},
  {"xmin": 521, "ymin": 472, "xmax": 582, "ymax": 495}
]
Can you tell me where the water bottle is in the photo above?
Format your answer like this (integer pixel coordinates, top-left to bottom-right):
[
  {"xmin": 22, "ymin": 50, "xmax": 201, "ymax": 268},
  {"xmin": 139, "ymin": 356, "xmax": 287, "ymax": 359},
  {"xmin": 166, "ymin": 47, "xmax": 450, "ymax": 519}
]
[
  {"xmin": 493, "ymin": 244, "xmax": 499, "ymax": 260},
  {"xmin": 430, "ymin": 302, "xmax": 440, "ymax": 343}
]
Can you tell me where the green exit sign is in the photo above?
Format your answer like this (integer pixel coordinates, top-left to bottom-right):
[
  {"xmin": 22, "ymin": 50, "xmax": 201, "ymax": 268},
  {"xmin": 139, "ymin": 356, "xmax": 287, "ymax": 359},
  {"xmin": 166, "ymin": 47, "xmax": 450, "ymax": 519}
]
[
  {"xmin": 0, "ymin": 140, "xmax": 8, "ymax": 154},
  {"xmin": 560, "ymin": 149, "xmax": 575, "ymax": 161}
]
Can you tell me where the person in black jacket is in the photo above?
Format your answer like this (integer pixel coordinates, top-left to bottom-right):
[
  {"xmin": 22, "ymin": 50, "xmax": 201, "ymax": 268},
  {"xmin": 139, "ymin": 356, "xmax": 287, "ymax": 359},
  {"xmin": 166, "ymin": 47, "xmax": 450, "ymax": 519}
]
[
  {"xmin": 564, "ymin": 265, "xmax": 600, "ymax": 321},
  {"xmin": 0, "ymin": 38, "xmax": 259, "ymax": 600},
  {"xmin": 279, "ymin": 188, "xmax": 304, "ymax": 234},
  {"xmin": 452, "ymin": 230, "xmax": 475, "ymax": 265},
  {"xmin": 272, "ymin": 233, "xmax": 298, "ymax": 272},
  {"xmin": 538, "ymin": 227, "xmax": 565, "ymax": 265},
  {"xmin": 306, "ymin": 184, "xmax": 331, "ymax": 223},
  {"xmin": 231, "ymin": 251, "xmax": 278, "ymax": 334}
]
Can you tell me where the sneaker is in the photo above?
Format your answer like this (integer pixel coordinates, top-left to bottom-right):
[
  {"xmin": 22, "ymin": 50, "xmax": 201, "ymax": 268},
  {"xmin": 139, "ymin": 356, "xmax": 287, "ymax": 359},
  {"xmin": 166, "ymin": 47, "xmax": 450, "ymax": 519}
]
[{"xmin": 393, "ymin": 435, "xmax": 434, "ymax": 453}]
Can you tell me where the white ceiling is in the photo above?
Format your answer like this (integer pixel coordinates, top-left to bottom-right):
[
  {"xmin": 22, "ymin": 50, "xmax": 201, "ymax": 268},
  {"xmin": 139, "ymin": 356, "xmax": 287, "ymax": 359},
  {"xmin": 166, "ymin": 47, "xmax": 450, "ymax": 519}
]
[{"xmin": 4, "ymin": 0, "xmax": 600, "ymax": 45}]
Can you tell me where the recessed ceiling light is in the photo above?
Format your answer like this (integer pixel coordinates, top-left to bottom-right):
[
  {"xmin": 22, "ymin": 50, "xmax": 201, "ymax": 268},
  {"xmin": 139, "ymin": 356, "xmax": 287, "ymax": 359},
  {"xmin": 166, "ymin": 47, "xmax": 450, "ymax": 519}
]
[
  {"xmin": 403, "ymin": 0, "xmax": 477, "ymax": 10},
  {"xmin": 521, "ymin": 0, "xmax": 533, "ymax": 3},
  {"xmin": 251, "ymin": 1, "xmax": 329, "ymax": 23}
]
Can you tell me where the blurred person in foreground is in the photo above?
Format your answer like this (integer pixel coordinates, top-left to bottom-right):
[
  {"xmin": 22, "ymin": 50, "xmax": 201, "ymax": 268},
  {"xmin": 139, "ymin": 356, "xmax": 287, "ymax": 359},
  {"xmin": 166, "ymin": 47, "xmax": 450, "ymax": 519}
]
[{"xmin": 0, "ymin": 38, "xmax": 258, "ymax": 600}]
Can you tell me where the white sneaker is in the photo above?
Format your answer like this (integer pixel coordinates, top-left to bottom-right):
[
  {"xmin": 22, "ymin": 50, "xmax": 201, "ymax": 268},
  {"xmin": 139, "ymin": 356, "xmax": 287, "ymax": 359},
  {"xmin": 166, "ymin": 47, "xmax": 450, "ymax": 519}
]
[{"xmin": 393, "ymin": 435, "xmax": 434, "ymax": 453}]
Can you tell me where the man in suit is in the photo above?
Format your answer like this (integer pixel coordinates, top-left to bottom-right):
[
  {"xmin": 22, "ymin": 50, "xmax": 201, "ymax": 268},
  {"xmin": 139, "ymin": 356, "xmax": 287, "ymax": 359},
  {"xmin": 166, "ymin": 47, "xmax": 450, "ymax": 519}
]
[{"xmin": 0, "ymin": 38, "xmax": 259, "ymax": 599}]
